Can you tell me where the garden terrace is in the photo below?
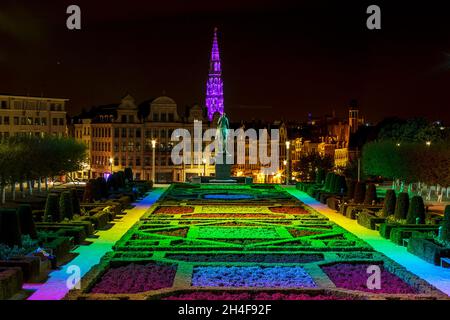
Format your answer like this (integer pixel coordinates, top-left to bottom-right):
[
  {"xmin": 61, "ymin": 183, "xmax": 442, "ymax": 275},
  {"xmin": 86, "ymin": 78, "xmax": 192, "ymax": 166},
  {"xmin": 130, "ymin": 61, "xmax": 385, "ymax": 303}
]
[{"xmin": 65, "ymin": 184, "xmax": 447, "ymax": 300}]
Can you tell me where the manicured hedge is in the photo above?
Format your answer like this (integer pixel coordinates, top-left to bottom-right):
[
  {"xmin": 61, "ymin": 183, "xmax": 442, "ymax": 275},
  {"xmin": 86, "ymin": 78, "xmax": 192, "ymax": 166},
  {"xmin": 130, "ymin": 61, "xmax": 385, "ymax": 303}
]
[
  {"xmin": 406, "ymin": 196, "xmax": 425, "ymax": 224},
  {"xmin": 44, "ymin": 193, "xmax": 61, "ymax": 222},
  {"xmin": 394, "ymin": 192, "xmax": 409, "ymax": 220},
  {"xmin": 364, "ymin": 183, "xmax": 377, "ymax": 205},
  {"xmin": 17, "ymin": 204, "xmax": 37, "ymax": 239},
  {"xmin": 353, "ymin": 182, "xmax": 366, "ymax": 204},
  {"xmin": 0, "ymin": 209, "xmax": 22, "ymax": 247},
  {"xmin": 382, "ymin": 189, "xmax": 396, "ymax": 218},
  {"xmin": 60, "ymin": 191, "xmax": 74, "ymax": 220}
]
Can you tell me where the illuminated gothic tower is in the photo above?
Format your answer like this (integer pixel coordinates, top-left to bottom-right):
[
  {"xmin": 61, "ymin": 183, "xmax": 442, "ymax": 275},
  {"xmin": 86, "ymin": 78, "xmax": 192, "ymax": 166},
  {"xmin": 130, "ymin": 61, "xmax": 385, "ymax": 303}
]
[{"xmin": 205, "ymin": 27, "xmax": 224, "ymax": 121}]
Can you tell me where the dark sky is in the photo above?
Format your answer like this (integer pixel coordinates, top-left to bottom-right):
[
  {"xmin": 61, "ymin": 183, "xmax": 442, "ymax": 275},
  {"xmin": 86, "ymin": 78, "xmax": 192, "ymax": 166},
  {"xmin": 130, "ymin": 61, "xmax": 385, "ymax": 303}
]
[{"xmin": 1, "ymin": 0, "xmax": 450, "ymax": 123}]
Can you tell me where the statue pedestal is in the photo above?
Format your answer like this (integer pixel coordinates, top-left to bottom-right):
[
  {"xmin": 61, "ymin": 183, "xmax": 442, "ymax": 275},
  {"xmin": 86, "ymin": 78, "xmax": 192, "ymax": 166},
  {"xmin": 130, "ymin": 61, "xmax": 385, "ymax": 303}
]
[{"xmin": 215, "ymin": 152, "xmax": 233, "ymax": 180}]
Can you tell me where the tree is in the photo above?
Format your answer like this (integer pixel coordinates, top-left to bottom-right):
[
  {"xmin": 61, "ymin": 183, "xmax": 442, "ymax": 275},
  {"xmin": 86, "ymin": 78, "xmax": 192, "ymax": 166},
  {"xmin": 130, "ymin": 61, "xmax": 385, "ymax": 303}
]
[
  {"xmin": 382, "ymin": 189, "xmax": 396, "ymax": 218},
  {"xmin": 294, "ymin": 153, "xmax": 333, "ymax": 182}
]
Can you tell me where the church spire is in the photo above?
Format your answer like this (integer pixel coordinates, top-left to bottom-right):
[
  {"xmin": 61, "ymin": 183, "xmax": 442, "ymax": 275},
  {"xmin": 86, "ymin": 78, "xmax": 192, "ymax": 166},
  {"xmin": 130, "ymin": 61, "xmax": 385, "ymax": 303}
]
[{"xmin": 206, "ymin": 27, "xmax": 224, "ymax": 121}]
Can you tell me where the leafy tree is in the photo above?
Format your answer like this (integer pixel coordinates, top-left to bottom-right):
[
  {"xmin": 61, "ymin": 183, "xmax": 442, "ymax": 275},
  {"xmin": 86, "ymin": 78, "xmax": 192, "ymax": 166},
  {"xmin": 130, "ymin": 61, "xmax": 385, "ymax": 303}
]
[{"xmin": 294, "ymin": 153, "xmax": 333, "ymax": 182}]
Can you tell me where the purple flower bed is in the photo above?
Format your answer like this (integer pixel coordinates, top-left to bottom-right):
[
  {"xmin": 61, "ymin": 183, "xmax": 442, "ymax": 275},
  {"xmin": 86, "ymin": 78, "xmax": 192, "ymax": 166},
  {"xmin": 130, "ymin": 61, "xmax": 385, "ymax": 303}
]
[
  {"xmin": 164, "ymin": 291, "xmax": 352, "ymax": 300},
  {"xmin": 321, "ymin": 263, "xmax": 416, "ymax": 294},
  {"xmin": 166, "ymin": 253, "xmax": 323, "ymax": 263},
  {"xmin": 192, "ymin": 266, "xmax": 317, "ymax": 288},
  {"xmin": 90, "ymin": 263, "xmax": 177, "ymax": 294}
]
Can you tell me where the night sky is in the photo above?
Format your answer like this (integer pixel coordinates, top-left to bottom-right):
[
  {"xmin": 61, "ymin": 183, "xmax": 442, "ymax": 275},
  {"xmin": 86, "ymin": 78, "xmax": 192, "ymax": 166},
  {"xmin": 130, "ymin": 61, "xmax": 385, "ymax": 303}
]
[{"xmin": 1, "ymin": 0, "xmax": 450, "ymax": 123}]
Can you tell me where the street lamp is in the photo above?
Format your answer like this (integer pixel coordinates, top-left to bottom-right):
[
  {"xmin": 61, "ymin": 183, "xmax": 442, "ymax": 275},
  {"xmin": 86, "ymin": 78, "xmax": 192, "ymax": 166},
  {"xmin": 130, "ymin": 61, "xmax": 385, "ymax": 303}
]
[
  {"xmin": 285, "ymin": 141, "xmax": 290, "ymax": 186},
  {"xmin": 426, "ymin": 141, "xmax": 431, "ymax": 146},
  {"xmin": 202, "ymin": 158, "xmax": 206, "ymax": 176},
  {"xmin": 283, "ymin": 160, "xmax": 287, "ymax": 184},
  {"xmin": 109, "ymin": 157, "xmax": 113, "ymax": 174},
  {"xmin": 151, "ymin": 139, "xmax": 156, "ymax": 183}
]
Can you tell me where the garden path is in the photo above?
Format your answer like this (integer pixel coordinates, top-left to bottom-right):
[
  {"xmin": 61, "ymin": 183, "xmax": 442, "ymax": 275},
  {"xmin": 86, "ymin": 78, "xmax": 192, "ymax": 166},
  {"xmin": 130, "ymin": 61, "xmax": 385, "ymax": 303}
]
[
  {"xmin": 25, "ymin": 185, "xmax": 168, "ymax": 300},
  {"xmin": 285, "ymin": 186, "xmax": 450, "ymax": 296}
]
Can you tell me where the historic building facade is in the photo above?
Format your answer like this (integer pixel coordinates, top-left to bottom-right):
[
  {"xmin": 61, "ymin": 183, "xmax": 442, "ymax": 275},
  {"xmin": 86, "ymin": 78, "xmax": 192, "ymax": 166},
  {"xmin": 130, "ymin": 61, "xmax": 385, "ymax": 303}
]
[
  {"xmin": 0, "ymin": 94, "xmax": 68, "ymax": 139},
  {"xmin": 73, "ymin": 94, "xmax": 217, "ymax": 182}
]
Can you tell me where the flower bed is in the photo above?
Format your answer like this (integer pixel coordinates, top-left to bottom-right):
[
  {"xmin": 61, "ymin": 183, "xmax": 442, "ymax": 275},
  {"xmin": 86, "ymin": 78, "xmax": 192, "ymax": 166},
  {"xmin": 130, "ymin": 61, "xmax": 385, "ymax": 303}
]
[
  {"xmin": 321, "ymin": 263, "xmax": 416, "ymax": 294},
  {"xmin": 90, "ymin": 263, "xmax": 177, "ymax": 294},
  {"xmin": 269, "ymin": 207, "xmax": 310, "ymax": 214},
  {"xmin": 152, "ymin": 228, "xmax": 188, "ymax": 238},
  {"xmin": 288, "ymin": 229, "xmax": 322, "ymax": 237},
  {"xmin": 154, "ymin": 207, "xmax": 194, "ymax": 214},
  {"xmin": 196, "ymin": 227, "xmax": 280, "ymax": 239},
  {"xmin": 166, "ymin": 253, "xmax": 323, "ymax": 263},
  {"xmin": 192, "ymin": 266, "xmax": 317, "ymax": 288},
  {"xmin": 182, "ymin": 214, "xmax": 286, "ymax": 219},
  {"xmin": 164, "ymin": 291, "xmax": 352, "ymax": 300}
]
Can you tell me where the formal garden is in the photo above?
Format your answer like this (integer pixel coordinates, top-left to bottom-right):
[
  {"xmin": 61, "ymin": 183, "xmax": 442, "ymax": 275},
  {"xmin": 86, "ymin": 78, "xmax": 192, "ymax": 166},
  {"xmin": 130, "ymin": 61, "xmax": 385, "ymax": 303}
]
[
  {"xmin": 63, "ymin": 183, "xmax": 447, "ymax": 300},
  {"xmin": 0, "ymin": 136, "xmax": 153, "ymax": 299}
]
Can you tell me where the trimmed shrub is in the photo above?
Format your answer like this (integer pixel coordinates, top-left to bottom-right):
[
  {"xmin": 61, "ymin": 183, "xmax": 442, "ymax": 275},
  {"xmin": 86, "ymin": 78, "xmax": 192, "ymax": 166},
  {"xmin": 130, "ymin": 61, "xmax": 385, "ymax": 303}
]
[
  {"xmin": 441, "ymin": 205, "xmax": 450, "ymax": 242},
  {"xmin": 329, "ymin": 174, "xmax": 337, "ymax": 193},
  {"xmin": 315, "ymin": 168, "xmax": 325, "ymax": 184},
  {"xmin": 0, "ymin": 209, "xmax": 22, "ymax": 247},
  {"xmin": 44, "ymin": 193, "xmax": 61, "ymax": 222},
  {"xmin": 382, "ymin": 189, "xmax": 396, "ymax": 218},
  {"xmin": 60, "ymin": 191, "xmax": 74, "ymax": 220},
  {"xmin": 394, "ymin": 192, "xmax": 409, "ymax": 220},
  {"xmin": 117, "ymin": 171, "xmax": 126, "ymax": 189},
  {"xmin": 83, "ymin": 181, "xmax": 94, "ymax": 203},
  {"xmin": 97, "ymin": 177, "xmax": 108, "ymax": 199},
  {"xmin": 124, "ymin": 167, "xmax": 133, "ymax": 183},
  {"xmin": 406, "ymin": 196, "xmax": 425, "ymax": 224},
  {"xmin": 107, "ymin": 173, "xmax": 119, "ymax": 191},
  {"xmin": 323, "ymin": 172, "xmax": 333, "ymax": 192},
  {"xmin": 353, "ymin": 182, "xmax": 366, "ymax": 204},
  {"xmin": 364, "ymin": 183, "xmax": 377, "ymax": 205},
  {"xmin": 17, "ymin": 205, "xmax": 37, "ymax": 239},
  {"xmin": 71, "ymin": 189, "xmax": 81, "ymax": 215},
  {"xmin": 346, "ymin": 180, "xmax": 356, "ymax": 199},
  {"xmin": 333, "ymin": 175, "xmax": 347, "ymax": 194}
]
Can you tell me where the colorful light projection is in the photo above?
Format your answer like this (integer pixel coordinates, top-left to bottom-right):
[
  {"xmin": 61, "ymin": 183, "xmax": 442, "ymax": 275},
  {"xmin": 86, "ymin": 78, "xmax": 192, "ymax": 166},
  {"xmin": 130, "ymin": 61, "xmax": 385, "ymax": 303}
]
[{"xmin": 205, "ymin": 27, "xmax": 224, "ymax": 120}]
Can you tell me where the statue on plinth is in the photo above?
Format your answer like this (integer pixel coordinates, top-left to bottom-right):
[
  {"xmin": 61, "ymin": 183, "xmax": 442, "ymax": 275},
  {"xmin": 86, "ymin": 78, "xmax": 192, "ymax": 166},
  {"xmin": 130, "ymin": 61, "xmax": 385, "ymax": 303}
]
[{"xmin": 216, "ymin": 112, "xmax": 229, "ymax": 155}]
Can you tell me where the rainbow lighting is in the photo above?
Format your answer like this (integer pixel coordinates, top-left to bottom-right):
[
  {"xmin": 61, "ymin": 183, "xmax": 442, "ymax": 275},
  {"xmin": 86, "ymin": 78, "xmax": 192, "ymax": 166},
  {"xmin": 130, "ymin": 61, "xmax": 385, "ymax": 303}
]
[{"xmin": 205, "ymin": 27, "xmax": 224, "ymax": 120}]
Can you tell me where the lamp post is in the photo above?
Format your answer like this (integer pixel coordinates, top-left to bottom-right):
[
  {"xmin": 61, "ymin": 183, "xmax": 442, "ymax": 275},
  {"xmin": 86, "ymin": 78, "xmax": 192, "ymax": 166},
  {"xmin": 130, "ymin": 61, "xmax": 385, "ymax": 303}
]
[
  {"xmin": 285, "ymin": 141, "xmax": 290, "ymax": 185},
  {"xmin": 283, "ymin": 160, "xmax": 287, "ymax": 184},
  {"xmin": 109, "ymin": 157, "xmax": 113, "ymax": 174},
  {"xmin": 202, "ymin": 157, "xmax": 206, "ymax": 176},
  {"xmin": 151, "ymin": 139, "xmax": 156, "ymax": 183}
]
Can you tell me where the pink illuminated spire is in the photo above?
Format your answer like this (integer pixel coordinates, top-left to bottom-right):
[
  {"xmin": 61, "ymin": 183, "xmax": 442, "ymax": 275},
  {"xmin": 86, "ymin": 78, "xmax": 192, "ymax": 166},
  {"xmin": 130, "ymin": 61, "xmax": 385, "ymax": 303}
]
[{"xmin": 206, "ymin": 27, "xmax": 224, "ymax": 121}]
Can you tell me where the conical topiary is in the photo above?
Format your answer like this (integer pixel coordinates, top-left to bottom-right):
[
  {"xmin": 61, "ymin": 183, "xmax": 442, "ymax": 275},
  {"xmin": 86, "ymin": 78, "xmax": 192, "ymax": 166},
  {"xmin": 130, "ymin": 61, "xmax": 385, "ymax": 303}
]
[
  {"xmin": 364, "ymin": 183, "xmax": 377, "ymax": 205},
  {"xmin": 381, "ymin": 189, "xmax": 396, "ymax": 218},
  {"xmin": 71, "ymin": 189, "xmax": 81, "ymax": 215},
  {"xmin": 441, "ymin": 205, "xmax": 450, "ymax": 242},
  {"xmin": 354, "ymin": 182, "xmax": 366, "ymax": 204},
  {"xmin": 44, "ymin": 193, "xmax": 61, "ymax": 222},
  {"xmin": 59, "ymin": 191, "xmax": 74, "ymax": 220},
  {"xmin": 83, "ymin": 181, "xmax": 93, "ymax": 203},
  {"xmin": 323, "ymin": 172, "xmax": 333, "ymax": 192},
  {"xmin": 406, "ymin": 196, "xmax": 425, "ymax": 224},
  {"xmin": 346, "ymin": 180, "xmax": 356, "ymax": 199},
  {"xmin": 394, "ymin": 192, "xmax": 409, "ymax": 221},
  {"xmin": 17, "ymin": 204, "xmax": 37, "ymax": 239},
  {"xmin": 0, "ymin": 209, "xmax": 22, "ymax": 247},
  {"xmin": 315, "ymin": 168, "xmax": 325, "ymax": 184},
  {"xmin": 124, "ymin": 167, "xmax": 133, "ymax": 183},
  {"xmin": 329, "ymin": 173, "xmax": 337, "ymax": 193},
  {"xmin": 334, "ymin": 175, "xmax": 347, "ymax": 194}
]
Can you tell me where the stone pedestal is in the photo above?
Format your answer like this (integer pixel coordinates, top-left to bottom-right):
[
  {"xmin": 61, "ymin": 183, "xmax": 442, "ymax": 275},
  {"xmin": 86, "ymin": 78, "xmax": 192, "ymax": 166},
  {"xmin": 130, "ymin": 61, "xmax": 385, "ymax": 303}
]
[{"xmin": 215, "ymin": 152, "xmax": 233, "ymax": 180}]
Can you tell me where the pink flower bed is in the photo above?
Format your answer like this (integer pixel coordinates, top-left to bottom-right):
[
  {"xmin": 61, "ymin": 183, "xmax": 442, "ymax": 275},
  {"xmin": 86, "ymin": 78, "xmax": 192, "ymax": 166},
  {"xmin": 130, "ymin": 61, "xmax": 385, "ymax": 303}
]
[
  {"xmin": 269, "ymin": 207, "xmax": 309, "ymax": 214},
  {"xmin": 321, "ymin": 263, "xmax": 416, "ymax": 294},
  {"xmin": 154, "ymin": 206, "xmax": 194, "ymax": 214},
  {"xmin": 164, "ymin": 292, "xmax": 352, "ymax": 300},
  {"xmin": 90, "ymin": 263, "xmax": 177, "ymax": 294}
]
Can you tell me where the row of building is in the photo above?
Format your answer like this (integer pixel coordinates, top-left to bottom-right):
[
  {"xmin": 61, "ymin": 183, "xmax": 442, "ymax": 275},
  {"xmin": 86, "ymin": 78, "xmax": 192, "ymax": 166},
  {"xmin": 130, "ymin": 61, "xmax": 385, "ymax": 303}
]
[{"xmin": 0, "ymin": 93, "xmax": 365, "ymax": 183}]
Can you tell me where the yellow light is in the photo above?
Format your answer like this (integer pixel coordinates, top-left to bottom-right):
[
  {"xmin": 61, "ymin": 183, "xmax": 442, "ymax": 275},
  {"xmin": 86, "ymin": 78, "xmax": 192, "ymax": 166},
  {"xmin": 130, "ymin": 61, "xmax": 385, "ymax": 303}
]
[
  {"xmin": 109, "ymin": 158, "xmax": 113, "ymax": 164},
  {"xmin": 426, "ymin": 141, "xmax": 431, "ymax": 146},
  {"xmin": 285, "ymin": 141, "xmax": 290, "ymax": 150},
  {"xmin": 283, "ymin": 160, "xmax": 287, "ymax": 166},
  {"xmin": 151, "ymin": 139, "xmax": 157, "ymax": 148}
]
